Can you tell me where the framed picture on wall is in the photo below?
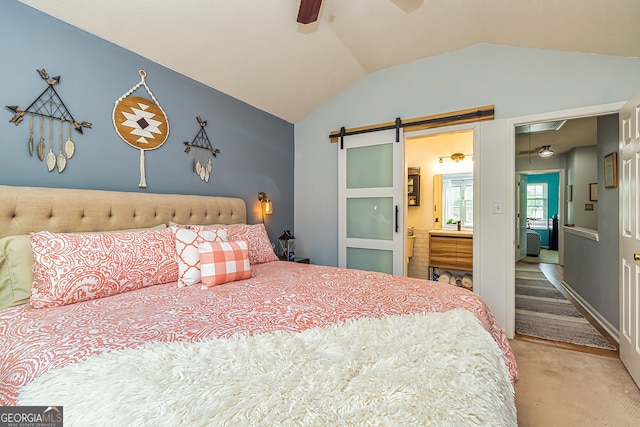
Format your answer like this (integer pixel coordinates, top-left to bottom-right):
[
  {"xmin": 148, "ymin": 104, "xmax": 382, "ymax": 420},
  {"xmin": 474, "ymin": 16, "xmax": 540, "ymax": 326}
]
[
  {"xmin": 604, "ymin": 152, "xmax": 618, "ymax": 188},
  {"xmin": 589, "ymin": 183, "xmax": 598, "ymax": 201}
]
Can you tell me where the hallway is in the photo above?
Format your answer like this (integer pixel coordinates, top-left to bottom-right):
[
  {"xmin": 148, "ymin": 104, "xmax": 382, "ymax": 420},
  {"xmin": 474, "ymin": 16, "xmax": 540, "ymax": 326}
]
[{"xmin": 515, "ymin": 260, "xmax": 617, "ymax": 355}]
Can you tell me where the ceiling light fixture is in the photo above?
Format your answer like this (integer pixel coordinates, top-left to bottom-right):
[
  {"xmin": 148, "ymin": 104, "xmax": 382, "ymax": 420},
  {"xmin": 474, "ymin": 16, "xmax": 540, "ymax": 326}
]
[
  {"xmin": 450, "ymin": 153, "xmax": 465, "ymax": 162},
  {"xmin": 539, "ymin": 146, "xmax": 554, "ymax": 158}
]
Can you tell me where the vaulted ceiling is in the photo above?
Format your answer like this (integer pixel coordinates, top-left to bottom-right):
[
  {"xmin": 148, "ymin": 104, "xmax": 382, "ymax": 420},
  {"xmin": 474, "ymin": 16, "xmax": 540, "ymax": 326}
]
[{"xmin": 18, "ymin": 0, "xmax": 640, "ymax": 123}]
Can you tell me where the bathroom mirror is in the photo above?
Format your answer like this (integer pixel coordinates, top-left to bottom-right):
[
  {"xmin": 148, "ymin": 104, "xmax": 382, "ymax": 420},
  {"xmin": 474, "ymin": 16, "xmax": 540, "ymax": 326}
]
[{"xmin": 433, "ymin": 172, "xmax": 473, "ymax": 229}]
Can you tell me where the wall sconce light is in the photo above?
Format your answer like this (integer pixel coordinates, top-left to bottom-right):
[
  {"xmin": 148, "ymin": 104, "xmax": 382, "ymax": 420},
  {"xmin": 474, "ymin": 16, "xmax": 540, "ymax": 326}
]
[{"xmin": 258, "ymin": 192, "xmax": 272, "ymax": 222}]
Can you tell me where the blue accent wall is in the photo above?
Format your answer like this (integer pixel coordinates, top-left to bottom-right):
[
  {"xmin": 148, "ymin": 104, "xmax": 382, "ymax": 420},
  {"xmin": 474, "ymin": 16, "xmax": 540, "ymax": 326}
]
[
  {"xmin": 0, "ymin": 1, "xmax": 294, "ymax": 243},
  {"xmin": 525, "ymin": 172, "xmax": 559, "ymax": 248}
]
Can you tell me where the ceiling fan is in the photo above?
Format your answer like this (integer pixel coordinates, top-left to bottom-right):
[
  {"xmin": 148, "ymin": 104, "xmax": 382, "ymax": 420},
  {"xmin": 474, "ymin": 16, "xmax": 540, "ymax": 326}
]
[
  {"xmin": 296, "ymin": 0, "xmax": 422, "ymax": 24},
  {"xmin": 297, "ymin": 0, "xmax": 323, "ymax": 24},
  {"xmin": 518, "ymin": 146, "xmax": 544, "ymax": 156},
  {"xmin": 518, "ymin": 145, "xmax": 554, "ymax": 158}
]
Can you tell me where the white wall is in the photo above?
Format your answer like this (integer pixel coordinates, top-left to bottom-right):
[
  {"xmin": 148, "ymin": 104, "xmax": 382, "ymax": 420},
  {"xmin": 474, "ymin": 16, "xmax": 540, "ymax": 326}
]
[{"xmin": 294, "ymin": 44, "xmax": 640, "ymax": 335}]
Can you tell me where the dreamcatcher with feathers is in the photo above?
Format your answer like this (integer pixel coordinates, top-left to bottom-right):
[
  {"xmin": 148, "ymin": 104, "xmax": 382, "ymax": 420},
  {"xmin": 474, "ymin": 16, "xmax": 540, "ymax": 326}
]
[
  {"xmin": 184, "ymin": 116, "xmax": 220, "ymax": 182},
  {"xmin": 6, "ymin": 68, "xmax": 91, "ymax": 173}
]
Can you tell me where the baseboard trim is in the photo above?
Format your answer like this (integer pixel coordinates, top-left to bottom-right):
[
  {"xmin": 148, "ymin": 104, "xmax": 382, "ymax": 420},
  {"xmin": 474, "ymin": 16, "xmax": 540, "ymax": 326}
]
[
  {"xmin": 561, "ymin": 280, "xmax": 619, "ymax": 345},
  {"xmin": 514, "ymin": 333, "xmax": 619, "ymax": 357}
]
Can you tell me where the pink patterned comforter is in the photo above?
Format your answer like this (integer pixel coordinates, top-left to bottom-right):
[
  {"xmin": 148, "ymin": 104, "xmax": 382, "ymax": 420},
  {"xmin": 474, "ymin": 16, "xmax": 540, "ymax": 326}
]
[{"xmin": 0, "ymin": 261, "xmax": 518, "ymax": 405}]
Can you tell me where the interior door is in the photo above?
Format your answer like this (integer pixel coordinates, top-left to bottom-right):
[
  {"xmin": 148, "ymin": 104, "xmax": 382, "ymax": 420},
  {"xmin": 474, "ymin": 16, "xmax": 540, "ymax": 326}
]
[
  {"xmin": 517, "ymin": 174, "xmax": 528, "ymax": 260},
  {"xmin": 338, "ymin": 128, "xmax": 404, "ymax": 275},
  {"xmin": 619, "ymin": 90, "xmax": 640, "ymax": 388}
]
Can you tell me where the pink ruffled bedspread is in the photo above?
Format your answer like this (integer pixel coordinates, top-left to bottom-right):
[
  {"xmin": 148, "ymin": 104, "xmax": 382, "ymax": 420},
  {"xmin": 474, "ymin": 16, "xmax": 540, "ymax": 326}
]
[{"xmin": 0, "ymin": 261, "xmax": 518, "ymax": 405}]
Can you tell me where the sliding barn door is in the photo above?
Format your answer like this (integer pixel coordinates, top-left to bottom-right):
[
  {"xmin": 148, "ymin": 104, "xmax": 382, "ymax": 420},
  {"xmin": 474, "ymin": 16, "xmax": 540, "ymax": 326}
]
[
  {"xmin": 619, "ymin": 89, "xmax": 640, "ymax": 388},
  {"xmin": 338, "ymin": 128, "xmax": 404, "ymax": 275}
]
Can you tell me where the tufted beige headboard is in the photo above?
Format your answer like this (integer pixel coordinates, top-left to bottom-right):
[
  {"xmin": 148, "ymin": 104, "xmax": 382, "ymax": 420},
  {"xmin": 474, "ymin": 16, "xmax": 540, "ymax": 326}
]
[{"xmin": 0, "ymin": 185, "xmax": 246, "ymax": 238}]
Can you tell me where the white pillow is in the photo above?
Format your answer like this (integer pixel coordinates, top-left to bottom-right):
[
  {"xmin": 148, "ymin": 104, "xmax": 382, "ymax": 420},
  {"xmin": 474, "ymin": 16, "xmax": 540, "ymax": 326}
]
[{"xmin": 175, "ymin": 227, "xmax": 228, "ymax": 287}]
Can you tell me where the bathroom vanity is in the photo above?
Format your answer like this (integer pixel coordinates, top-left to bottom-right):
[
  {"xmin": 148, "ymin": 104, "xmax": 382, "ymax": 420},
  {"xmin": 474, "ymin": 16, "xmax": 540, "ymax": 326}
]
[{"xmin": 428, "ymin": 230, "xmax": 473, "ymax": 275}]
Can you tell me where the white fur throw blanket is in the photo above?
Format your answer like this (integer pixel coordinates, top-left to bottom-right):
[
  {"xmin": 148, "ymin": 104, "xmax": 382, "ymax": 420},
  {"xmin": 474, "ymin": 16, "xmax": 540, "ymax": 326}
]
[{"xmin": 19, "ymin": 310, "xmax": 516, "ymax": 426}]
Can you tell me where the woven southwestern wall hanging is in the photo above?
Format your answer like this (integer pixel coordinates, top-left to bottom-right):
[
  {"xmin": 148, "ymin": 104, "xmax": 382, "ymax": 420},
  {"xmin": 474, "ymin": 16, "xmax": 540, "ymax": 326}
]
[
  {"xmin": 113, "ymin": 70, "xmax": 169, "ymax": 188},
  {"xmin": 6, "ymin": 68, "xmax": 92, "ymax": 173}
]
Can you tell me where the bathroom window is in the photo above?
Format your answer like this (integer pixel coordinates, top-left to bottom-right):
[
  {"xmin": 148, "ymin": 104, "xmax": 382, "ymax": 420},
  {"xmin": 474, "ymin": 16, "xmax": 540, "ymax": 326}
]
[
  {"xmin": 443, "ymin": 173, "xmax": 473, "ymax": 228},
  {"xmin": 526, "ymin": 183, "xmax": 548, "ymax": 229}
]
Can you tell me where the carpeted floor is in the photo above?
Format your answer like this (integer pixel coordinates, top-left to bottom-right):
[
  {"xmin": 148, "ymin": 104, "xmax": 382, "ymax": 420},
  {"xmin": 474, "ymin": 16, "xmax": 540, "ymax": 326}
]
[
  {"xmin": 522, "ymin": 248, "xmax": 559, "ymax": 264},
  {"xmin": 515, "ymin": 262, "xmax": 616, "ymax": 350},
  {"xmin": 512, "ymin": 338, "xmax": 640, "ymax": 426}
]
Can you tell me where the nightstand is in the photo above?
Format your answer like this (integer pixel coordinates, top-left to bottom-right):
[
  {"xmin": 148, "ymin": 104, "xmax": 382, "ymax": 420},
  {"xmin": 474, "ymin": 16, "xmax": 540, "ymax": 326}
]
[{"xmin": 279, "ymin": 257, "xmax": 310, "ymax": 264}]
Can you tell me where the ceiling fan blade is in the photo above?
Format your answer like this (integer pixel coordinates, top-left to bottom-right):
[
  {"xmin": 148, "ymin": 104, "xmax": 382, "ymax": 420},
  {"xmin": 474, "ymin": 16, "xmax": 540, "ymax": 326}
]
[
  {"xmin": 517, "ymin": 147, "xmax": 543, "ymax": 156},
  {"xmin": 297, "ymin": 0, "xmax": 323, "ymax": 24}
]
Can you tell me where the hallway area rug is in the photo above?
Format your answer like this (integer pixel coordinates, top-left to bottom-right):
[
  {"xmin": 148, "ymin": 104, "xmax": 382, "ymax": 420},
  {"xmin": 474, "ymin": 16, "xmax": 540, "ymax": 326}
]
[
  {"xmin": 515, "ymin": 262, "xmax": 616, "ymax": 350},
  {"xmin": 522, "ymin": 248, "xmax": 559, "ymax": 264}
]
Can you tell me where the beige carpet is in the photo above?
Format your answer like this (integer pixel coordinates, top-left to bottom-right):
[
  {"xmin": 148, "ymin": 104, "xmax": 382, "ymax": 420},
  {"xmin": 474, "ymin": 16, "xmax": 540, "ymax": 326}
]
[{"xmin": 513, "ymin": 339, "xmax": 640, "ymax": 426}]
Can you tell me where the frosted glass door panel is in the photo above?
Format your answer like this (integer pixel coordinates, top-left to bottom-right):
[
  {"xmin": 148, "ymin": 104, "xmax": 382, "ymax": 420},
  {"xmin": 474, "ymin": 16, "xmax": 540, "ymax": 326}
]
[
  {"xmin": 347, "ymin": 197, "xmax": 393, "ymax": 240},
  {"xmin": 338, "ymin": 127, "xmax": 404, "ymax": 276},
  {"xmin": 347, "ymin": 247, "xmax": 393, "ymax": 274},
  {"xmin": 346, "ymin": 144, "xmax": 393, "ymax": 189}
]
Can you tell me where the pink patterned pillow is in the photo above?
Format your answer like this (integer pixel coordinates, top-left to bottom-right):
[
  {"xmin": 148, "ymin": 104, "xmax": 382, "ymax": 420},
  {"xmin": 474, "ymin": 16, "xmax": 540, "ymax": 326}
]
[
  {"xmin": 175, "ymin": 226, "xmax": 227, "ymax": 287},
  {"xmin": 199, "ymin": 240, "xmax": 251, "ymax": 288},
  {"xmin": 29, "ymin": 228, "xmax": 178, "ymax": 308},
  {"xmin": 227, "ymin": 224, "xmax": 278, "ymax": 265}
]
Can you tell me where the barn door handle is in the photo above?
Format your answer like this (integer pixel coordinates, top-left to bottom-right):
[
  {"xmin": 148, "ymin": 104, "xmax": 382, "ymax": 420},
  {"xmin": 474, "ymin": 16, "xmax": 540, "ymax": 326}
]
[{"xmin": 395, "ymin": 205, "xmax": 399, "ymax": 233}]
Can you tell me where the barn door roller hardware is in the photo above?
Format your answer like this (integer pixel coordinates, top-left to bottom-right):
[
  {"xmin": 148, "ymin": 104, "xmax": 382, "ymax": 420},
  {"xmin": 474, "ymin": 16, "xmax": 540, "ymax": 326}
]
[{"xmin": 330, "ymin": 105, "xmax": 495, "ymax": 149}]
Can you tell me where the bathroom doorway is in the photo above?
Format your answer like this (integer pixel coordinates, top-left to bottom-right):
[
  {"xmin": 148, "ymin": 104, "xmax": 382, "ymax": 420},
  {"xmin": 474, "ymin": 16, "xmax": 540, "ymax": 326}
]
[{"xmin": 404, "ymin": 126, "xmax": 476, "ymax": 287}]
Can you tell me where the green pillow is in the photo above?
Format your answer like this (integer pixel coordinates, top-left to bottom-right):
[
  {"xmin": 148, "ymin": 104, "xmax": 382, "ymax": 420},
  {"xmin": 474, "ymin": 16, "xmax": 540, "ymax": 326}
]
[{"xmin": 0, "ymin": 234, "xmax": 33, "ymax": 310}]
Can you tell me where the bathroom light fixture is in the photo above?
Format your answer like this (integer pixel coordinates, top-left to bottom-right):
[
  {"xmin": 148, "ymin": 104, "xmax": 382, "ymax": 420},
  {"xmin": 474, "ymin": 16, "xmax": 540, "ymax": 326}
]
[
  {"xmin": 538, "ymin": 146, "xmax": 554, "ymax": 158},
  {"xmin": 450, "ymin": 153, "xmax": 465, "ymax": 162},
  {"xmin": 258, "ymin": 192, "xmax": 272, "ymax": 222},
  {"xmin": 437, "ymin": 153, "xmax": 473, "ymax": 163}
]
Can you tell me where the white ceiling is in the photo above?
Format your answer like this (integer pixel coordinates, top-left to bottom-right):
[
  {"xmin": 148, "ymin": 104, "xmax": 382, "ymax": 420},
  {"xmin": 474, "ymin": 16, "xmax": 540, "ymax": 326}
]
[{"xmin": 18, "ymin": 0, "xmax": 640, "ymax": 123}]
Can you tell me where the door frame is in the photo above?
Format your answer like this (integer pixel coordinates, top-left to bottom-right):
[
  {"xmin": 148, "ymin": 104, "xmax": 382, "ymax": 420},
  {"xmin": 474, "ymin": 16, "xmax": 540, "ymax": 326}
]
[
  {"xmin": 516, "ymin": 169, "xmax": 565, "ymax": 265},
  {"xmin": 404, "ymin": 122, "xmax": 480, "ymax": 290},
  {"xmin": 506, "ymin": 101, "xmax": 624, "ymax": 337}
]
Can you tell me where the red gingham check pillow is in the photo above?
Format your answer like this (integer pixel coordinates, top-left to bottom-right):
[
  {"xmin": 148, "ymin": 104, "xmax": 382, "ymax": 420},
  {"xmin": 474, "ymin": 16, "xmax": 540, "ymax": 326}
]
[{"xmin": 199, "ymin": 240, "xmax": 251, "ymax": 288}]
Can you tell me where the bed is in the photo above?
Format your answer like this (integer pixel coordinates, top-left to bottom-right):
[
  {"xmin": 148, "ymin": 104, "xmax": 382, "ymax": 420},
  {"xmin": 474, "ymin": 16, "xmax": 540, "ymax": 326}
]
[{"xmin": 0, "ymin": 185, "xmax": 518, "ymax": 426}]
